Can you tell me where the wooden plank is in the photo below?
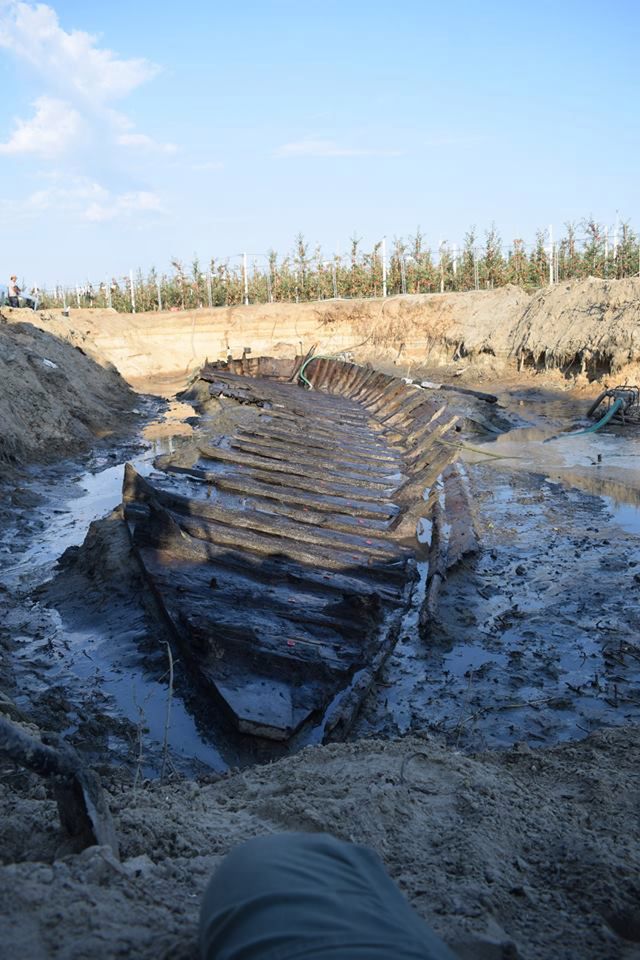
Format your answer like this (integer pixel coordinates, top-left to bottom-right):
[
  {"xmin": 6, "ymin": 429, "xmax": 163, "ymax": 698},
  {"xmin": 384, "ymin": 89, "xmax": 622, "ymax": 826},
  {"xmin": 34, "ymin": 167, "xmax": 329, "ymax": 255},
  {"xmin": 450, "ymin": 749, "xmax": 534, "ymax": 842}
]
[{"xmin": 126, "ymin": 355, "xmax": 465, "ymax": 744}]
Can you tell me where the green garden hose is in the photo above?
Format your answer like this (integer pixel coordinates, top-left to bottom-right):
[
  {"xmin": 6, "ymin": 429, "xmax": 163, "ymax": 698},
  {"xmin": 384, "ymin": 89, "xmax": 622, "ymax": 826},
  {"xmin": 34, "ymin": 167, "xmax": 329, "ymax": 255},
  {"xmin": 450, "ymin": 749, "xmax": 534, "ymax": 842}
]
[
  {"xmin": 545, "ymin": 397, "xmax": 624, "ymax": 442},
  {"xmin": 298, "ymin": 354, "xmax": 344, "ymax": 390}
]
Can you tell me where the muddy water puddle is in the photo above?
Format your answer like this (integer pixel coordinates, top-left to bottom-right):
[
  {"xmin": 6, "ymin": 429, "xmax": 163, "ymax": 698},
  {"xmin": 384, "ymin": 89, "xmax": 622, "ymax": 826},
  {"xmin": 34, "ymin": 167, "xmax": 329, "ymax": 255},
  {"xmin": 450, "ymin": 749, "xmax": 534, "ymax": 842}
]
[
  {"xmin": 1, "ymin": 400, "xmax": 194, "ymax": 591},
  {"xmin": 355, "ymin": 388, "xmax": 640, "ymax": 747},
  {"xmin": 479, "ymin": 419, "xmax": 640, "ymax": 533},
  {"xmin": 355, "ymin": 436, "xmax": 640, "ymax": 750},
  {"xmin": 0, "ymin": 405, "xmax": 233, "ymax": 776},
  {"xmin": 2, "ymin": 389, "xmax": 640, "ymax": 770}
]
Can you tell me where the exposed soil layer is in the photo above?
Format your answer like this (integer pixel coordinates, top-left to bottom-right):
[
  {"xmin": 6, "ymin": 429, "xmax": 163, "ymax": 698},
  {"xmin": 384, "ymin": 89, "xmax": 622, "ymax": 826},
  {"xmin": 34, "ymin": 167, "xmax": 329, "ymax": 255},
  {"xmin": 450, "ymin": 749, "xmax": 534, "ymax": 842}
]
[
  {"xmin": 510, "ymin": 278, "xmax": 640, "ymax": 378},
  {"xmin": 1, "ymin": 288, "xmax": 640, "ymax": 959},
  {"xmin": 8, "ymin": 276, "xmax": 640, "ymax": 392},
  {"xmin": 0, "ymin": 311, "xmax": 137, "ymax": 464},
  {"xmin": 1, "ymin": 727, "xmax": 639, "ymax": 960}
]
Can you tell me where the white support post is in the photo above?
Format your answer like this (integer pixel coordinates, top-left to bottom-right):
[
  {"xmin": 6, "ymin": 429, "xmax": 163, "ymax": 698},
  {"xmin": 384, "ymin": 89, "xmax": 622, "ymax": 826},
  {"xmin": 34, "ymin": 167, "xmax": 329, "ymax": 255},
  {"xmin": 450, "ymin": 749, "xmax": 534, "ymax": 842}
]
[
  {"xmin": 75, "ymin": 285, "xmax": 81, "ymax": 308},
  {"xmin": 130, "ymin": 269, "xmax": 136, "ymax": 313},
  {"xmin": 106, "ymin": 276, "xmax": 112, "ymax": 310},
  {"xmin": 381, "ymin": 237, "xmax": 387, "ymax": 297},
  {"xmin": 206, "ymin": 272, "xmax": 213, "ymax": 308},
  {"xmin": 243, "ymin": 253, "xmax": 249, "ymax": 305},
  {"xmin": 156, "ymin": 277, "xmax": 162, "ymax": 312},
  {"xmin": 548, "ymin": 225, "xmax": 554, "ymax": 285}
]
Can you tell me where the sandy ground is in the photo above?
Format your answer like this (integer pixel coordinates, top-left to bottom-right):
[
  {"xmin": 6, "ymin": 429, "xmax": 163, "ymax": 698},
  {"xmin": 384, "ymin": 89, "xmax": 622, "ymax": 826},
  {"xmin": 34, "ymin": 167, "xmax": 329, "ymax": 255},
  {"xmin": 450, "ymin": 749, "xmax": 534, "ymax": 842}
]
[
  {"xmin": 0, "ymin": 311, "xmax": 137, "ymax": 464},
  {"xmin": 1, "ymin": 727, "xmax": 640, "ymax": 960},
  {"xmin": 1, "ymin": 382, "xmax": 639, "ymax": 959},
  {"xmin": 2, "ymin": 287, "xmax": 640, "ymax": 958},
  {"xmin": 6, "ymin": 276, "xmax": 640, "ymax": 394}
]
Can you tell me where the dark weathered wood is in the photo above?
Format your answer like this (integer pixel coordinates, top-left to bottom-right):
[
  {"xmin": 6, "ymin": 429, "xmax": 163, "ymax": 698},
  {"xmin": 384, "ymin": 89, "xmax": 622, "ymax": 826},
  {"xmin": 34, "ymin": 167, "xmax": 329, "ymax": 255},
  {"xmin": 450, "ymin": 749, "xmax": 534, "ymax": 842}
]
[
  {"xmin": 134, "ymin": 530, "xmax": 407, "ymax": 605},
  {"xmin": 376, "ymin": 388, "xmax": 434, "ymax": 425},
  {"xmin": 419, "ymin": 497, "xmax": 447, "ymax": 637},
  {"xmin": 160, "ymin": 463, "xmax": 401, "ymax": 519},
  {"xmin": 169, "ymin": 458, "xmax": 400, "ymax": 504},
  {"xmin": 441, "ymin": 462, "xmax": 479, "ymax": 567},
  {"xmin": 197, "ymin": 443, "xmax": 401, "ymax": 488},
  {"xmin": 126, "ymin": 356, "xmax": 465, "ymax": 743},
  {"xmin": 166, "ymin": 511, "xmax": 410, "ymax": 583},
  {"xmin": 288, "ymin": 346, "xmax": 317, "ymax": 382},
  {"xmin": 0, "ymin": 716, "xmax": 119, "ymax": 857},
  {"xmin": 124, "ymin": 466, "xmax": 408, "ymax": 560},
  {"xmin": 228, "ymin": 437, "xmax": 404, "ymax": 479},
  {"xmin": 438, "ymin": 383, "xmax": 498, "ymax": 404},
  {"xmin": 236, "ymin": 424, "xmax": 401, "ymax": 464},
  {"xmin": 418, "ymin": 463, "xmax": 478, "ymax": 639}
]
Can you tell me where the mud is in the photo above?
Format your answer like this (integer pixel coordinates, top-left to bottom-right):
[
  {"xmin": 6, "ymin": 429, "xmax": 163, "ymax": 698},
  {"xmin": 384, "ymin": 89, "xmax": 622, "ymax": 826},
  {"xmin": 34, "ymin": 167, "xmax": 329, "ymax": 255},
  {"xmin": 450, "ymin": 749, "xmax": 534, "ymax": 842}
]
[
  {"xmin": 1, "ymin": 322, "xmax": 640, "ymax": 959},
  {"xmin": 1, "ymin": 728, "xmax": 640, "ymax": 960},
  {"xmin": 1, "ymin": 377, "xmax": 638, "ymax": 767},
  {"xmin": 0, "ymin": 313, "xmax": 137, "ymax": 464},
  {"xmin": 0, "ymin": 402, "xmax": 231, "ymax": 776},
  {"xmin": 357, "ymin": 458, "xmax": 640, "ymax": 750}
]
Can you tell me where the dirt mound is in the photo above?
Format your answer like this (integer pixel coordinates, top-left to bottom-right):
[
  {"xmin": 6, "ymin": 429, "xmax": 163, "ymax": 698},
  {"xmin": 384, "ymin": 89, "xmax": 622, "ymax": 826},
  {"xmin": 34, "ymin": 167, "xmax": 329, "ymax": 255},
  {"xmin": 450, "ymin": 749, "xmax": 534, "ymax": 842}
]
[
  {"xmin": 18, "ymin": 288, "xmax": 529, "ymax": 392},
  {"xmin": 0, "ymin": 310, "xmax": 137, "ymax": 463},
  {"xmin": 510, "ymin": 277, "xmax": 640, "ymax": 379},
  {"xmin": 24, "ymin": 278, "xmax": 640, "ymax": 390},
  {"xmin": 1, "ymin": 727, "xmax": 638, "ymax": 959},
  {"xmin": 334, "ymin": 285, "xmax": 531, "ymax": 365}
]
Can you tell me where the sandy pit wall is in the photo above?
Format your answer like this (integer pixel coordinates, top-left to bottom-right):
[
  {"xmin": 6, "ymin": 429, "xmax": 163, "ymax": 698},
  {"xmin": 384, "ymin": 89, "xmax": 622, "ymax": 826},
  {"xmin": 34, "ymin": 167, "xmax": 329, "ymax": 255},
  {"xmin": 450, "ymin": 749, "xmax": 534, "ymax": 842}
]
[
  {"xmin": 7, "ymin": 276, "xmax": 640, "ymax": 395},
  {"xmin": 509, "ymin": 277, "xmax": 640, "ymax": 379},
  {"xmin": 0, "ymin": 311, "xmax": 136, "ymax": 463},
  {"xmin": 7, "ymin": 286, "xmax": 528, "ymax": 394}
]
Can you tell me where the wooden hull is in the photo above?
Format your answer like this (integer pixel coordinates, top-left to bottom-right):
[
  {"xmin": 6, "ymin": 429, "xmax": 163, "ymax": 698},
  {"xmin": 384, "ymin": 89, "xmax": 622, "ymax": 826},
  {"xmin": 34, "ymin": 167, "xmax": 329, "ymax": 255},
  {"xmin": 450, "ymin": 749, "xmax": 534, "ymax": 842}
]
[{"xmin": 124, "ymin": 356, "xmax": 459, "ymax": 742}]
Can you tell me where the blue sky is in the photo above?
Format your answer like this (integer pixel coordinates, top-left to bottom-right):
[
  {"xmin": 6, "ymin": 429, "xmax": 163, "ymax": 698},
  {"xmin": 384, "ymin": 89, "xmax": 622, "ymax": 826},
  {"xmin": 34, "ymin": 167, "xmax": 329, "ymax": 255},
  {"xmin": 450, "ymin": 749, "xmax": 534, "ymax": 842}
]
[{"xmin": 0, "ymin": 0, "xmax": 638, "ymax": 287}]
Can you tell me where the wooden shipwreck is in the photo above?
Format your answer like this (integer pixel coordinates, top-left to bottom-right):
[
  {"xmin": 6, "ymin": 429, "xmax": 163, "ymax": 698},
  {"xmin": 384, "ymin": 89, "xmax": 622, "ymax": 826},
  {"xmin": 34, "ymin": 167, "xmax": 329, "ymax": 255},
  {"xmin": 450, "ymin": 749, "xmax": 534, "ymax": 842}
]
[{"xmin": 123, "ymin": 356, "xmax": 471, "ymax": 743}]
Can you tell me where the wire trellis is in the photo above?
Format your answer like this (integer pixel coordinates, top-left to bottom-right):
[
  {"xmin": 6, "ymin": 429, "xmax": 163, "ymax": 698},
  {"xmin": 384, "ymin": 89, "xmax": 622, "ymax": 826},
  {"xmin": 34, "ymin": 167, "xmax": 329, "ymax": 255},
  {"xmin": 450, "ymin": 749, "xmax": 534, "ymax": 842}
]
[{"xmin": 22, "ymin": 222, "xmax": 640, "ymax": 313}]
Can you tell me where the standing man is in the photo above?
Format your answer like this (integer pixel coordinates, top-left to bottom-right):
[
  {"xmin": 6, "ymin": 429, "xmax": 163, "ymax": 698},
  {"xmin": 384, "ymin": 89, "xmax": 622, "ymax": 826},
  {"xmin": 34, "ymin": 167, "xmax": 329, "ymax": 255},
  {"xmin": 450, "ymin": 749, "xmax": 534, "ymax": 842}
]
[{"xmin": 8, "ymin": 275, "xmax": 20, "ymax": 307}]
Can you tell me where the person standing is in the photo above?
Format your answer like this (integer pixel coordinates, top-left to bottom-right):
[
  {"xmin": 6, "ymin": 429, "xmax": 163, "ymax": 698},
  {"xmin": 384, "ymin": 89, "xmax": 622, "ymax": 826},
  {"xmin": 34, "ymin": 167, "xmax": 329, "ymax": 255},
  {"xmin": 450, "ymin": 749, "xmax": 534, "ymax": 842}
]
[{"xmin": 8, "ymin": 275, "xmax": 20, "ymax": 307}]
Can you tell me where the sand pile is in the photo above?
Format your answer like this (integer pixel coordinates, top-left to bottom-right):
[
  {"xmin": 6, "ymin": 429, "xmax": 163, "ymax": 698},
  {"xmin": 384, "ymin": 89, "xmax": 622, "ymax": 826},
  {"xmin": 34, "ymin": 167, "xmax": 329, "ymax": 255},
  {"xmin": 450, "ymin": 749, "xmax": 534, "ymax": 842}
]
[
  {"xmin": 510, "ymin": 277, "xmax": 640, "ymax": 377},
  {"xmin": 0, "ymin": 310, "xmax": 136, "ymax": 463},
  {"xmin": 0, "ymin": 727, "xmax": 638, "ymax": 959},
  {"xmin": 24, "ymin": 277, "xmax": 640, "ymax": 389}
]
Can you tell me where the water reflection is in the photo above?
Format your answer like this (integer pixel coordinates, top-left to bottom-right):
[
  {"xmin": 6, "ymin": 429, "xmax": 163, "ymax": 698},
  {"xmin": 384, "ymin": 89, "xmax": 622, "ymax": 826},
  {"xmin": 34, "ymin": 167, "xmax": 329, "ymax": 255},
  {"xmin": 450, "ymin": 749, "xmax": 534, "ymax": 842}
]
[{"xmin": 469, "ymin": 423, "xmax": 640, "ymax": 534}]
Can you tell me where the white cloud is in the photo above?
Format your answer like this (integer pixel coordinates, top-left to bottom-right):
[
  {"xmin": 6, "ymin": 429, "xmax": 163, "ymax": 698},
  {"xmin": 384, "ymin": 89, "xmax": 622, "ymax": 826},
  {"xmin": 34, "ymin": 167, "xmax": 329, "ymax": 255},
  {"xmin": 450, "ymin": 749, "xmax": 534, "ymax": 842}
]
[
  {"xmin": 192, "ymin": 160, "xmax": 224, "ymax": 171},
  {"xmin": 0, "ymin": 3, "xmax": 168, "ymax": 164},
  {"xmin": 84, "ymin": 190, "xmax": 164, "ymax": 222},
  {"xmin": 20, "ymin": 176, "xmax": 164, "ymax": 224},
  {"xmin": 0, "ymin": 95, "xmax": 83, "ymax": 157},
  {"xmin": 0, "ymin": 1, "xmax": 158, "ymax": 103},
  {"xmin": 107, "ymin": 108, "xmax": 178, "ymax": 155},
  {"xmin": 116, "ymin": 132, "xmax": 178, "ymax": 154},
  {"xmin": 26, "ymin": 177, "xmax": 109, "ymax": 211},
  {"xmin": 274, "ymin": 138, "xmax": 402, "ymax": 159}
]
